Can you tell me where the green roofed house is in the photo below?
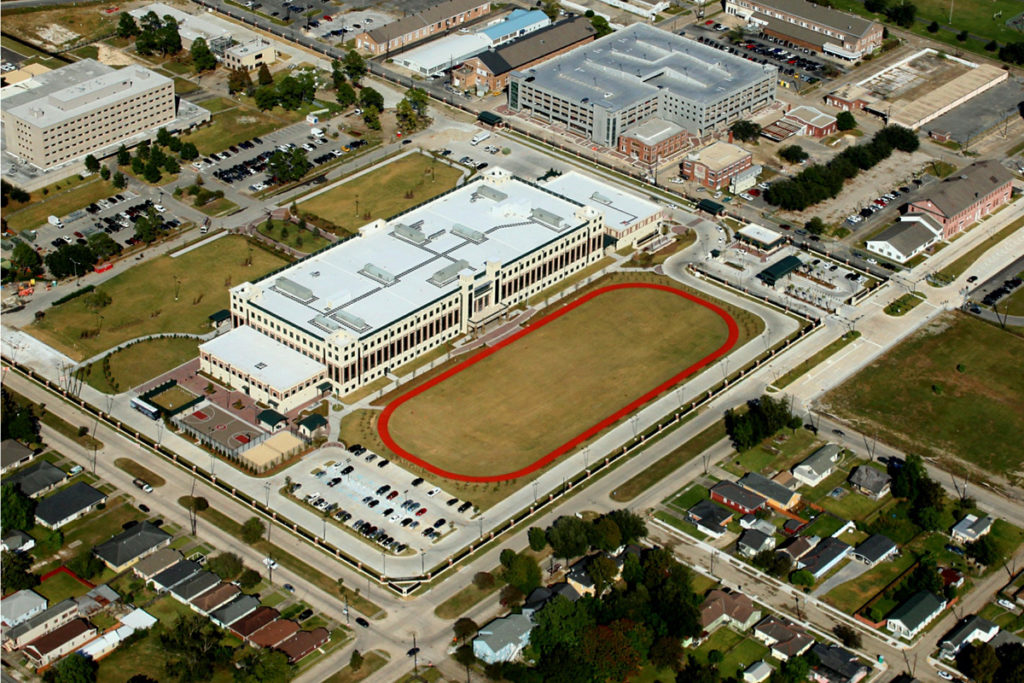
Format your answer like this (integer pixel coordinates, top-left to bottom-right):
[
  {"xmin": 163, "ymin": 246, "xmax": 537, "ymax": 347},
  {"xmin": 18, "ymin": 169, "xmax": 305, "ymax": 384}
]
[
  {"xmin": 297, "ymin": 413, "xmax": 328, "ymax": 439},
  {"xmin": 257, "ymin": 409, "xmax": 288, "ymax": 433},
  {"xmin": 94, "ymin": 522, "xmax": 173, "ymax": 572},
  {"xmin": 757, "ymin": 255, "xmax": 802, "ymax": 287},
  {"xmin": 886, "ymin": 591, "xmax": 945, "ymax": 640}
]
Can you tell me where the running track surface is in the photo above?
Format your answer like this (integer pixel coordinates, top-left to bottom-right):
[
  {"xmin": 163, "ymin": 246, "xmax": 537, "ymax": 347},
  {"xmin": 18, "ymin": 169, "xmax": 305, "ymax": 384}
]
[{"xmin": 377, "ymin": 283, "xmax": 740, "ymax": 482}]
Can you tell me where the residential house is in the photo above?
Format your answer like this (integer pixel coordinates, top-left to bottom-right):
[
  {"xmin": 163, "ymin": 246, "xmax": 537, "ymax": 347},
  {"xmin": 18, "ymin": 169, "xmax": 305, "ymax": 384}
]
[
  {"xmin": 792, "ymin": 444, "xmax": 842, "ymax": 487},
  {"xmin": 132, "ymin": 548, "xmax": 183, "ymax": 580},
  {"xmin": 700, "ymin": 589, "xmax": 761, "ymax": 633},
  {"xmin": 778, "ymin": 536, "xmax": 817, "ymax": 563},
  {"xmin": 852, "ymin": 534, "xmax": 897, "ymax": 567},
  {"xmin": 3, "ymin": 599, "xmax": 78, "ymax": 650},
  {"xmin": 277, "ymin": 627, "xmax": 329, "ymax": 663},
  {"xmin": 847, "ymin": 466, "xmax": 891, "ymax": 499},
  {"xmin": 75, "ymin": 585, "xmax": 120, "ymax": 617},
  {"xmin": 903, "ymin": 160, "xmax": 1014, "ymax": 239},
  {"xmin": 249, "ymin": 619, "xmax": 300, "ymax": 648},
  {"xmin": 711, "ymin": 481, "xmax": 767, "ymax": 515},
  {"xmin": 951, "ymin": 514, "xmax": 994, "ymax": 544},
  {"xmin": 939, "ymin": 615, "xmax": 999, "ymax": 659},
  {"xmin": 740, "ymin": 514, "xmax": 777, "ymax": 536},
  {"xmin": 810, "ymin": 643, "xmax": 868, "ymax": 683},
  {"xmin": 150, "ymin": 560, "xmax": 201, "ymax": 593},
  {"xmin": 0, "ymin": 590, "xmax": 47, "ymax": 628},
  {"xmin": 2, "ymin": 530, "xmax": 36, "ymax": 554},
  {"xmin": 798, "ymin": 537, "xmax": 851, "ymax": 579},
  {"xmin": 34, "ymin": 482, "xmax": 107, "ymax": 529},
  {"xmin": 739, "ymin": 473, "xmax": 800, "ymax": 511},
  {"xmin": 22, "ymin": 619, "xmax": 96, "ymax": 668},
  {"xmin": 754, "ymin": 615, "xmax": 814, "ymax": 660},
  {"xmin": 738, "ymin": 529, "xmax": 776, "ymax": 558},
  {"xmin": 0, "ymin": 439, "xmax": 35, "ymax": 474},
  {"xmin": 171, "ymin": 572, "xmax": 221, "ymax": 605},
  {"xmin": 939, "ymin": 568, "xmax": 965, "ymax": 591},
  {"xmin": 93, "ymin": 522, "xmax": 172, "ymax": 572},
  {"xmin": 209, "ymin": 594, "xmax": 260, "ymax": 629},
  {"xmin": 256, "ymin": 409, "xmax": 288, "ymax": 433},
  {"xmin": 522, "ymin": 582, "xmax": 579, "ymax": 617},
  {"xmin": 6, "ymin": 461, "xmax": 66, "ymax": 498},
  {"xmin": 744, "ymin": 661, "xmax": 774, "ymax": 683},
  {"xmin": 297, "ymin": 414, "xmax": 328, "ymax": 440},
  {"xmin": 231, "ymin": 606, "xmax": 279, "ymax": 639},
  {"xmin": 886, "ymin": 591, "xmax": 945, "ymax": 639},
  {"xmin": 473, "ymin": 613, "xmax": 534, "ymax": 664},
  {"xmin": 687, "ymin": 499, "xmax": 734, "ymax": 538},
  {"xmin": 190, "ymin": 583, "xmax": 239, "ymax": 615},
  {"xmin": 565, "ymin": 553, "xmax": 623, "ymax": 597}
]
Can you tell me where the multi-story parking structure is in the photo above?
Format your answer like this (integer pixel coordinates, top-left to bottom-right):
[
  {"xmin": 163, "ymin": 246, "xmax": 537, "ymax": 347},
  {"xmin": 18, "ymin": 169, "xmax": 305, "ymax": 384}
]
[
  {"xmin": 1, "ymin": 60, "xmax": 174, "ymax": 169},
  {"xmin": 724, "ymin": 0, "xmax": 882, "ymax": 60},
  {"xmin": 507, "ymin": 24, "xmax": 776, "ymax": 147},
  {"xmin": 200, "ymin": 168, "xmax": 606, "ymax": 409}
]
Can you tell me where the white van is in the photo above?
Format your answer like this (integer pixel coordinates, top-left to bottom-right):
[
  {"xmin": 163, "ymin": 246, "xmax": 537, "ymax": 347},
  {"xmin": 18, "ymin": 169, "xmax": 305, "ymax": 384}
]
[{"xmin": 470, "ymin": 131, "xmax": 491, "ymax": 146}]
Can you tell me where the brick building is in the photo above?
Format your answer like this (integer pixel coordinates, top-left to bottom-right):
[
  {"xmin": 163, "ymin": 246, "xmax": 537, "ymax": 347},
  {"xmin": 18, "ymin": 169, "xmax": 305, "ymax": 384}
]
[
  {"xmin": 904, "ymin": 160, "xmax": 1014, "ymax": 238},
  {"xmin": 724, "ymin": 0, "xmax": 882, "ymax": 60},
  {"xmin": 355, "ymin": 0, "xmax": 491, "ymax": 56},
  {"xmin": 679, "ymin": 141, "xmax": 753, "ymax": 190}
]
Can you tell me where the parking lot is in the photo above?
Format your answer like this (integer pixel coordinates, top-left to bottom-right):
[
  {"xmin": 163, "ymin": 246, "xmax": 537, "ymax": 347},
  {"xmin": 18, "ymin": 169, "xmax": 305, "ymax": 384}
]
[
  {"xmin": 300, "ymin": 8, "xmax": 392, "ymax": 43},
  {"xmin": 285, "ymin": 445, "xmax": 477, "ymax": 555}
]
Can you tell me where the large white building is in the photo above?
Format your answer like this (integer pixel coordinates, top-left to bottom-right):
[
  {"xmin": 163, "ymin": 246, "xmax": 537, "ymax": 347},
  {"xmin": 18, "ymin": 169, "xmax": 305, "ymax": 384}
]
[
  {"xmin": 545, "ymin": 172, "xmax": 664, "ymax": 248},
  {"xmin": 1, "ymin": 60, "xmax": 175, "ymax": 169},
  {"xmin": 201, "ymin": 167, "xmax": 614, "ymax": 410}
]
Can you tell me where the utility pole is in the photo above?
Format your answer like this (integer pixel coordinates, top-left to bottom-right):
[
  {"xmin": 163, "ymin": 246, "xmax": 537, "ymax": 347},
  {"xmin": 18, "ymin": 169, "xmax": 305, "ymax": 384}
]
[{"xmin": 264, "ymin": 481, "xmax": 272, "ymax": 542}]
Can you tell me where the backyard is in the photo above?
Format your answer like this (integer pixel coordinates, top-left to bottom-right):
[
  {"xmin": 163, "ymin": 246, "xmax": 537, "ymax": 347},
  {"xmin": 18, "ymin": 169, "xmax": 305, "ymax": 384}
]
[
  {"xmin": 825, "ymin": 312, "xmax": 1024, "ymax": 475},
  {"xmin": 298, "ymin": 153, "xmax": 463, "ymax": 234},
  {"xmin": 722, "ymin": 429, "xmax": 822, "ymax": 478},
  {"xmin": 29, "ymin": 236, "xmax": 288, "ymax": 360}
]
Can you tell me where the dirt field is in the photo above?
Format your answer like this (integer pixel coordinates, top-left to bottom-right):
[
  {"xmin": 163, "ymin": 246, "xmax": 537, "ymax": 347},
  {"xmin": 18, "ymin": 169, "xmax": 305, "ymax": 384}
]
[
  {"xmin": 379, "ymin": 284, "xmax": 737, "ymax": 480},
  {"xmin": 1, "ymin": 5, "xmax": 117, "ymax": 50}
]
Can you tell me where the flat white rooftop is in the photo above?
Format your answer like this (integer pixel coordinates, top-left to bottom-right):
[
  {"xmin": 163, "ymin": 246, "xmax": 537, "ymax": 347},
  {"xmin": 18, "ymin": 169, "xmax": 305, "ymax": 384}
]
[
  {"xmin": 396, "ymin": 33, "xmax": 491, "ymax": 74},
  {"xmin": 545, "ymin": 172, "xmax": 661, "ymax": 236},
  {"xmin": 241, "ymin": 167, "xmax": 588, "ymax": 341},
  {"xmin": 200, "ymin": 326, "xmax": 324, "ymax": 389},
  {"xmin": 737, "ymin": 223, "xmax": 783, "ymax": 245}
]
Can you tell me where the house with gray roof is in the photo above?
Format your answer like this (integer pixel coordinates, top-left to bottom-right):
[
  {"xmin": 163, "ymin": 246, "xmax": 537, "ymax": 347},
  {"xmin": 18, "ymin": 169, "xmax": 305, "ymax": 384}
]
[
  {"xmin": 2, "ymin": 530, "xmax": 35, "ymax": 554},
  {"xmin": 209, "ymin": 594, "xmax": 260, "ymax": 629},
  {"xmin": 687, "ymin": 499, "xmax": 734, "ymax": 538},
  {"xmin": 810, "ymin": 643, "xmax": 868, "ymax": 683},
  {"xmin": 939, "ymin": 615, "xmax": 999, "ymax": 659},
  {"xmin": 712, "ymin": 480, "xmax": 768, "ymax": 515},
  {"xmin": 171, "ymin": 572, "xmax": 221, "ymax": 603},
  {"xmin": 133, "ymin": 548, "xmax": 183, "ymax": 580},
  {"xmin": 35, "ymin": 482, "xmax": 107, "ymax": 529},
  {"xmin": 905, "ymin": 160, "xmax": 1015, "ymax": 239},
  {"xmin": 151, "ymin": 560, "xmax": 201, "ymax": 592},
  {"xmin": 754, "ymin": 615, "xmax": 814, "ymax": 660},
  {"xmin": 848, "ymin": 465, "xmax": 891, "ymax": 499},
  {"xmin": 852, "ymin": 534, "xmax": 898, "ymax": 566},
  {"xmin": 865, "ymin": 216, "xmax": 942, "ymax": 264},
  {"xmin": 887, "ymin": 591, "xmax": 945, "ymax": 639},
  {"xmin": 473, "ymin": 613, "xmax": 534, "ymax": 664},
  {"xmin": 522, "ymin": 582, "xmax": 579, "ymax": 617},
  {"xmin": 792, "ymin": 444, "xmax": 843, "ymax": 487},
  {"xmin": 1, "ymin": 439, "xmax": 36, "ymax": 474},
  {"xmin": 93, "ymin": 522, "xmax": 172, "ymax": 572},
  {"xmin": 951, "ymin": 514, "xmax": 995, "ymax": 544},
  {"xmin": 738, "ymin": 529, "xmax": 776, "ymax": 558},
  {"xmin": 798, "ymin": 537, "xmax": 851, "ymax": 579},
  {"xmin": 740, "ymin": 514, "xmax": 777, "ymax": 536},
  {"xmin": 745, "ymin": 661, "xmax": 773, "ymax": 683},
  {"xmin": 0, "ymin": 589, "xmax": 47, "ymax": 628},
  {"xmin": 6, "ymin": 461, "xmax": 66, "ymax": 498},
  {"xmin": 739, "ymin": 472, "xmax": 801, "ymax": 510}
]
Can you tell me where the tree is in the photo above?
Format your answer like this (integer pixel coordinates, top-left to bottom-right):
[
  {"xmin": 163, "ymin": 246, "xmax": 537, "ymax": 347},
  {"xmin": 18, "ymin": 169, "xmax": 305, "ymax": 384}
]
[
  {"xmin": 116, "ymin": 145, "xmax": 131, "ymax": 166},
  {"xmin": 191, "ymin": 37, "xmax": 217, "ymax": 73},
  {"xmin": 208, "ymin": 552, "xmax": 243, "ymax": 580},
  {"xmin": 753, "ymin": 549, "xmax": 792, "ymax": 578},
  {"xmin": 590, "ymin": 14, "xmax": 613, "ymax": 37},
  {"xmin": 587, "ymin": 554, "xmax": 619, "ymax": 595},
  {"xmin": 343, "ymin": 49, "xmax": 366, "ymax": 83},
  {"xmin": 253, "ymin": 85, "xmax": 278, "ymax": 111},
  {"xmin": 582, "ymin": 620, "xmax": 645, "ymax": 682},
  {"xmin": 502, "ymin": 551, "xmax": 541, "ymax": 594},
  {"xmin": 156, "ymin": 127, "xmax": 173, "ymax": 147},
  {"xmin": 864, "ymin": 0, "xmax": 887, "ymax": 11},
  {"xmin": 454, "ymin": 617, "xmax": 479, "ymax": 644},
  {"xmin": 113, "ymin": 171, "xmax": 127, "ymax": 189},
  {"xmin": 547, "ymin": 516, "xmax": 591, "ymax": 559},
  {"xmin": 349, "ymin": 650, "xmax": 364, "ymax": 671},
  {"xmin": 890, "ymin": 453, "xmax": 926, "ymax": 499},
  {"xmin": 790, "ymin": 569, "xmax": 814, "ymax": 587},
  {"xmin": 238, "ymin": 568, "xmax": 261, "ymax": 590},
  {"xmin": 2, "ymin": 550, "xmax": 39, "ymax": 593},
  {"xmin": 89, "ymin": 234, "xmax": 122, "ymax": 263},
  {"xmin": 730, "ymin": 120, "xmax": 762, "ymax": 142},
  {"xmin": 985, "ymin": 39, "xmax": 998, "ymax": 51},
  {"xmin": 362, "ymin": 106, "xmax": 381, "ymax": 131},
  {"xmin": 833, "ymin": 624, "xmax": 862, "ymax": 648},
  {"xmin": 228, "ymin": 68, "xmax": 253, "ymax": 94},
  {"xmin": 241, "ymin": 516, "xmax": 266, "ymax": 544},
  {"xmin": 234, "ymin": 648, "xmax": 292, "ymax": 683},
  {"xmin": 589, "ymin": 517, "xmax": 622, "ymax": 552},
  {"xmin": 359, "ymin": 87, "xmax": 384, "ymax": 112},
  {"xmin": 540, "ymin": 0, "xmax": 561, "ymax": 20},
  {"xmin": 84, "ymin": 154, "xmax": 100, "ymax": 173},
  {"xmin": 158, "ymin": 17, "xmax": 182, "ymax": 55},
  {"xmin": 161, "ymin": 614, "xmax": 231, "ymax": 682},
  {"xmin": 499, "ymin": 583, "xmax": 524, "ymax": 608},
  {"xmin": 836, "ymin": 111, "xmax": 857, "ymax": 131},
  {"xmin": 779, "ymin": 145, "xmax": 809, "ymax": 163},
  {"xmin": 45, "ymin": 243, "xmax": 96, "ymax": 280},
  {"xmin": 395, "ymin": 98, "xmax": 418, "ymax": 133},
  {"xmin": 253, "ymin": 63, "xmax": 271, "ymax": 86},
  {"xmin": 117, "ymin": 12, "xmax": 139, "ymax": 38},
  {"xmin": 44, "ymin": 652, "xmax": 97, "ymax": 683},
  {"xmin": 163, "ymin": 156, "xmax": 180, "ymax": 174},
  {"xmin": 528, "ymin": 526, "xmax": 548, "ymax": 551},
  {"xmin": 180, "ymin": 142, "xmax": 199, "ymax": 161},
  {"xmin": 927, "ymin": 20, "xmax": 940, "ymax": 32},
  {"xmin": 100, "ymin": 165, "xmax": 111, "ymax": 180},
  {"xmin": 1, "ymin": 483, "xmax": 35, "ymax": 534},
  {"xmin": 967, "ymin": 535, "xmax": 1002, "ymax": 567},
  {"xmin": 804, "ymin": 217, "xmax": 827, "ymax": 235},
  {"xmin": 11, "ymin": 241, "xmax": 43, "ymax": 275},
  {"xmin": 958, "ymin": 642, "xmax": 1000, "ymax": 683},
  {"xmin": 2, "ymin": 389, "xmax": 40, "ymax": 444},
  {"xmin": 336, "ymin": 82, "xmax": 357, "ymax": 108},
  {"xmin": 649, "ymin": 635, "xmax": 684, "ymax": 672},
  {"xmin": 708, "ymin": 649, "xmax": 724, "ymax": 665},
  {"xmin": 330, "ymin": 59, "xmax": 346, "ymax": 89},
  {"xmin": 956, "ymin": 29, "xmax": 969, "ymax": 41},
  {"xmin": 143, "ymin": 160, "xmax": 162, "ymax": 184},
  {"xmin": 473, "ymin": 571, "xmax": 495, "ymax": 589},
  {"xmin": 69, "ymin": 548, "xmax": 105, "ymax": 580},
  {"xmin": 530, "ymin": 595, "xmax": 595, "ymax": 656},
  {"xmin": 607, "ymin": 509, "xmax": 647, "ymax": 544}
]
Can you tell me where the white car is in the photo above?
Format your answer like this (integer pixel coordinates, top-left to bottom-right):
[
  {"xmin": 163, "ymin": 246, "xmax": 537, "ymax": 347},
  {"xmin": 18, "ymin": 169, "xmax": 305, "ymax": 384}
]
[
  {"xmin": 998, "ymin": 598, "xmax": 1017, "ymax": 611},
  {"xmin": 713, "ymin": 191, "xmax": 723, "ymax": 199},
  {"xmin": 426, "ymin": 487, "xmax": 440, "ymax": 497},
  {"xmin": 262, "ymin": 557, "xmax": 279, "ymax": 569},
  {"xmin": 937, "ymin": 671, "xmax": 953, "ymax": 681},
  {"xmin": 153, "ymin": 204, "xmax": 166, "ymax": 213},
  {"xmin": 738, "ymin": 192, "xmax": 754, "ymax": 201}
]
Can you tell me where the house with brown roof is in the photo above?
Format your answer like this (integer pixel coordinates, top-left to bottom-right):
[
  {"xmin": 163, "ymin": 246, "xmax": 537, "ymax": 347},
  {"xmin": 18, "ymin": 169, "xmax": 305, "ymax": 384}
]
[
  {"xmin": 22, "ymin": 619, "xmax": 96, "ymax": 668},
  {"xmin": 231, "ymin": 606, "xmax": 279, "ymax": 639},
  {"xmin": 778, "ymin": 535, "xmax": 817, "ymax": 562},
  {"xmin": 355, "ymin": 0, "xmax": 491, "ymax": 56},
  {"xmin": 904, "ymin": 160, "xmax": 1014, "ymax": 239},
  {"xmin": 3, "ymin": 599, "xmax": 78, "ymax": 650},
  {"xmin": 277, "ymin": 627, "xmax": 329, "ymax": 663},
  {"xmin": 700, "ymin": 590, "xmax": 761, "ymax": 633},
  {"xmin": 754, "ymin": 615, "xmax": 814, "ymax": 660},
  {"xmin": 249, "ymin": 619, "xmax": 300, "ymax": 648},
  {"xmin": 190, "ymin": 583, "xmax": 239, "ymax": 615},
  {"xmin": 133, "ymin": 548, "xmax": 183, "ymax": 580}
]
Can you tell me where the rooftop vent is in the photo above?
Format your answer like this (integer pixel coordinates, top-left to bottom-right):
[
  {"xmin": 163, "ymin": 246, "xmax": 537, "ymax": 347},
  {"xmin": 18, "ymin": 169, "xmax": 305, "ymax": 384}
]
[
  {"xmin": 393, "ymin": 222, "xmax": 428, "ymax": 245},
  {"xmin": 275, "ymin": 276, "xmax": 314, "ymax": 302},
  {"xmin": 429, "ymin": 259, "xmax": 470, "ymax": 287},
  {"xmin": 255, "ymin": 362, "xmax": 267, "ymax": 370},
  {"xmin": 531, "ymin": 207, "xmax": 566, "ymax": 230},
  {"xmin": 452, "ymin": 224, "xmax": 486, "ymax": 244},
  {"xmin": 359, "ymin": 263, "xmax": 396, "ymax": 286},
  {"xmin": 332, "ymin": 310, "xmax": 370, "ymax": 333},
  {"xmin": 475, "ymin": 185, "xmax": 508, "ymax": 202},
  {"xmin": 311, "ymin": 314, "xmax": 342, "ymax": 332}
]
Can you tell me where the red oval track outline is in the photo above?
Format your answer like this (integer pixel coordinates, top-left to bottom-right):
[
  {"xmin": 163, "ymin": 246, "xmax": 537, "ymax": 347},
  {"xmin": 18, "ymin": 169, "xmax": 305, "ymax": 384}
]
[{"xmin": 377, "ymin": 283, "xmax": 740, "ymax": 482}]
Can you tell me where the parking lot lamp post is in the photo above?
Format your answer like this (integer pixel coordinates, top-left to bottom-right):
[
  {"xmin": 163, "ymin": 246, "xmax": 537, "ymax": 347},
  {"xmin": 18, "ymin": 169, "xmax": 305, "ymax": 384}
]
[
  {"xmin": 381, "ymin": 551, "xmax": 386, "ymax": 576},
  {"xmin": 532, "ymin": 481, "xmax": 538, "ymax": 502},
  {"xmin": 478, "ymin": 516, "xmax": 484, "ymax": 538},
  {"xmin": 420, "ymin": 551, "xmax": 425, "ymax": 574},
  {"xmin": 264, "ymin": 482, "xmax": 273, "ymax": 542}
]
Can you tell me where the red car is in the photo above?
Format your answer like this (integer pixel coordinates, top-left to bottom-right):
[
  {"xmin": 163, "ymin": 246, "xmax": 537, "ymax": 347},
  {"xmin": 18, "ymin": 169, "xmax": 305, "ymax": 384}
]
[
  {"xmin": 705, "ymin": 20, "xmax": 714, "ymax": 25},
  {"xmin": 415, "ymin": 507, "xmax": 428, "ymax": 516},
  {"xmin": 73, "ymin": 231, "xmax": 84, "ymax": 239},
  {"xmin": 387, "ymin": 491, "xmax": 399, "ymax": 501}
]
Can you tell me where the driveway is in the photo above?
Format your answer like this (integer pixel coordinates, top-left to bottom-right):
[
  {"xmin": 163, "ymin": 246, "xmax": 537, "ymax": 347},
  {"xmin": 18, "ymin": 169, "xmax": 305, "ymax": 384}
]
[{"xmin": 812, "ymin": 557, "xmax": 869, "ymax": 598}]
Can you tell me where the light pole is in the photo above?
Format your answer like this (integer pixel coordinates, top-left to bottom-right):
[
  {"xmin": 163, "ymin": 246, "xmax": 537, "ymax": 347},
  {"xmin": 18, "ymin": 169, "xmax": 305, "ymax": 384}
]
[
  {"xmin": 420, "ymin": 551, "xmax": 425, "ymax": 574},
  {"xmin": 532, "ymin": 481, "xmax": 538, "ymax": 502},
  {"xmin": 381, "ymin": 550, "xmax": 386, "ymax": 576},
  {"xmin": 264, "ymin": 481, "xmax": 272, "ymax": 542}
]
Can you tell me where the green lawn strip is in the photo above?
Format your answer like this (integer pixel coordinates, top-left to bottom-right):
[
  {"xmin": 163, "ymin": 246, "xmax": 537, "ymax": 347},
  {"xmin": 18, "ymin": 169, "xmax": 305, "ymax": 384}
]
[
  {"xmin": 29, "ymin": 235, "xmax": 288, "ymax": 360},
  {"xmin": 774, "ymin": 331, "xmax": 861, "ymax": 389},
  {"xmin": 173, "ymin": 78, "xmax": 200, "ymax": 95},
  {"xmin": 722, "ymin": 429, "xmax": 821, "ymax": 479},
  {"xmin": 801, "ymin": 468, "xmax": 854, "ymax": 506},
  {"xmin": 4, "ymin": 177, "xmax": 117, "ymax": 232},
  {"xmin": 937, "ymin": 216, "xmax": 1024, "ymax": 282},
  {"xmin": 654, "ymin": 510, "xmax": 707, "ymax": 541},
  {"xmin": 827, "ymin": 312, "xmax": 1024, "ymax": 474},
  {"xmin": 666, "ymin": 484, "xmax": 709, "ymax": 513},
  {"xmin": 82, "ymin": 337, "xmax": 199, "ymax": 395},
  {"xmin": 179, "ymin": 105, "xmax": 292, "ymax": 156},
  {"xmin": 611, "ymin": 423, "xmax": 727, "ymax": 502},
  {"xmin": 804, "ymin": 513, "xmax": 847, "ymax": 538},
  {"xmin": 632, "ymin": 663, "xmax": 679, "ymax": 683},
  {"xmin": 37, "ymin": 571, "xmax": 92, "ymax": 603},
  {"xmin": 40, "ymin": 409, "xmax": 103, "ymax": 450},
  {"xmin": 434, "ymin": 567, "xmax": 506, "ymax": 619},
  {"xmin": 200, "ymin": 97, "xmax": 238, "ymax": 114},
  {"xmin": 195, "ymin": 197, "xmax": 240, "ymax": 217},
  {"xmin": 823, "ymin": 550, "xmax": 915, "ymax": 614},
  {"xmin": 114, "ymin": 458, "xmax": 166, "ymax": 487},
  {"xmin": 193, "ymin": 505, "xmax": 386, "ymax": 619},
  {"xmin": 996, "ymin": 282, "xmax": 1024, "ymax": 316},
  {"xmin": 256, "ymin": 219, "xmax": 333, "ymax": 253},
  {"xmin": 692, "ymin": 627, "xmax": 744, "ymax": 666},
  {"xmin": 395, "ymin": 668, "xmax": 443, "ymax": 683},
  {"xmin": 884, "ymin": 292, "xmax": 925, "ymax": 316}
]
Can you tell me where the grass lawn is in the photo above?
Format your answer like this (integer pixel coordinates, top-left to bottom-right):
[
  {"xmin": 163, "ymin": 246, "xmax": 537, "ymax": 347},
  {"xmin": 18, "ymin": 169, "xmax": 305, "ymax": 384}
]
[
  {"xmin": 434, "ymin": 569, "xmax": 505, "ymax": 619},
  {"xmin": 824, "ymin": 549, "xmax": 914, "ymax": 613},
  {"xmin": 938, "ymin": 216, "xmax": 1024, "ymax": 281},
  {"xmin": 723, "ymin": 429, "xmax": 821, "ymax": 478},
  {"xmin": 383, "ymin": 285, "xmax": 734, "ymax": 479},
  {"xmin": 29, "ymin": 235, "xmax": 288, "ymax": 360},
  {"xmin": 298, "ymin": 154, "xmax": 462, "ymax": 234},
  {"xmin": 612, "ymin": 422, "xmax": 728, "ymax": 502},
  {"xmin": 819, "ymin": 484, "xmax": 888, "ymax": 521},
  {"xmin": 114, "ymin": 458, "xmax": 166, "ymax": 488},
  {"xmin": 173, "ymin": 77, "xmax": 200, "ymax": 95},
  {"xmin": 667, "ymin": 484, "xmax": 709, "ymax": 513},
  {"xmin": 720, "ymin": 637, "xmax": 771, "ymax": 679},
  {"xmin": 324, "ymin": 650, "xmax": 390, "ymax": 683},
  {"xmin": 804, "ymin": 513, "xmax": 847, "ymax": 538},
  {"xmin": 61, "ymin": 497, "xmax": 146, "ymax": 555},
  {"xmin": 179, "ymin": 104, "xmax": 294, "ymax": 156},
  {"xmin": 655, "ymin": 510, "xmax": 706, "ymax": 540},
  {"xmin": 36, "ymin": 571, "xmax": 92, "ymax": 603},
  {"xmin": 3, "ymin": 177, "xmax": 115, "ymax": 233},
  {"xmin": 0, "ymin": 5, "xmax": 117, "ymax": 49},
  {"xmin": 774, "ymin": 331, "xmax": 861, "ymax": 389},
  {"xmin": 884, "ymin": 292, "xmax": 925, "ymax": 316},
  {"xmin": 201, "ymin": 97, "xmax": 237, "ymax": 114},
  {"xmin": 195, "ymin": 197, "xmax": 240, "ymax": 217},
  {"xmin": 1000, "ymin": 284, "xmax": 1024, "ymax": 317},
  {"xmin": 632, "ymin": 663, "xmax": 678, "ymax": 683},
  {"xmin": 826, "ymin": 312, "xmax": 1024, "ymax": 475},
  {"xmin": 82, "ymin": 337, "xmax": 200, "ymax": 394},
  {"xmin": 257, "ymin": 219, "xmax": 332, "ymax": 253},
  {"xmin": 692, "ymin": 627, "xmax": 744, "ymax": 665},
  {"xmin": 149, "ymin": 384, "xmax": 200, "ymax": 412}
]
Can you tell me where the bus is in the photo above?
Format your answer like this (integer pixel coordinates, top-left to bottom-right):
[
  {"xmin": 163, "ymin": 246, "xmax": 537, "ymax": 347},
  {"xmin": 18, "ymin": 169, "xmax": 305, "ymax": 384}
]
[{"xmin": 130, "ymin": 397, "xmax": 161, "ymax": 420}]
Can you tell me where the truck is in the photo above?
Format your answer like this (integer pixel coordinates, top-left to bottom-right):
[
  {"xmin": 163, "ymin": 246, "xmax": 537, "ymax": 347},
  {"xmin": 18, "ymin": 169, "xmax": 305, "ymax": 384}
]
[
  {"xmin": 48, "ymin": 215, "xmax": 63, "ymax": 228},
  {"xmin": 470, "ymin": 131, "xmax": 491, "ymax": 146},
  {"xmin": 132, "ymin": 478, "xmax": 153, "ymax": 493}
]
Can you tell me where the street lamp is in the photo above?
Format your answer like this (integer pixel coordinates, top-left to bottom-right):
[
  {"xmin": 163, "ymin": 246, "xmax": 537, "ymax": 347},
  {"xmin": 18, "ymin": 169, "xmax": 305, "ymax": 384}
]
[{"xmin": 264, "ymin": 481, "xmax": 273, "ymax": 542}]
